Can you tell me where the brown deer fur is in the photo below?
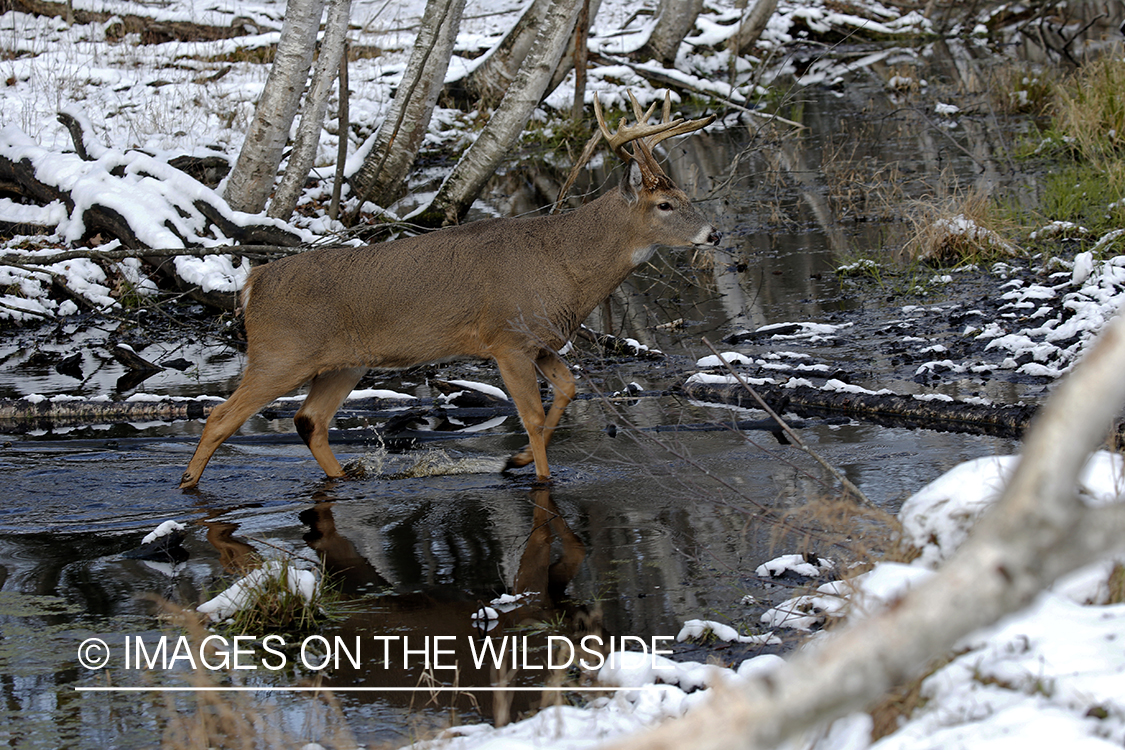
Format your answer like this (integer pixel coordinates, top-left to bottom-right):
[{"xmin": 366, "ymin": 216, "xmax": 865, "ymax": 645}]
[{"xmin": 179, "ymin": 97, "xmax": 719, "ymax": 489}]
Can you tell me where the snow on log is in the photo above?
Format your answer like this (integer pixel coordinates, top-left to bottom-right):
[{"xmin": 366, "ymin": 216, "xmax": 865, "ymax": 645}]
[{"xmin": 0, "ymin": 121, "xmax": 308, "ymax": 312}]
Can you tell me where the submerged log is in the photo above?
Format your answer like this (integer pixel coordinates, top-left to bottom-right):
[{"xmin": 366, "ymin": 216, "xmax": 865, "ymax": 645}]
[
  {"xmin": 0, "ymin": 395, "xmax": 434, "ymax": 433},
  {"xmin": 679, "ymin": 379, "xmax": 1040, "ymax": 439},
  {"xmin": 0, "ymin": 396, "xmax": 217, "ymax": 430}
]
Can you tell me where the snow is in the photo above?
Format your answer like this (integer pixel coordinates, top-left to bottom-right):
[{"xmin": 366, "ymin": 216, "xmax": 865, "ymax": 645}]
[
  {"xmin": 676, "ymin": 619, "xmax": 781, "ymax": 647},
  {"xmin": 197, "ymin": 560, "xmax": 319, "ymax": 622},
  {"xmin": 0, "ymin": 0, "xmax": 936, "ymax": 320},
  {"xmin": 471, "ymin": 606, "xmax": 499, "ymax": 624},
  {"xmin": 443, "ymin": 379, "xmax": 509, "ymax": 402},
  {"xmin": 2, "ymin": 0, "xmax": 1124, "ymax": 746},
  {"xmin": 490, "ymin": 592, "xmax": 534, "ymax": 611},
  {"xmin": 756, "ymin": 553, "xmax": 833, "ymax": 578},
  {"xmin": 141, "ymin": 519, "xmax": 186, "ymax": 544},
  {"xmin": 684, "ymin": 372, "xmax": 777, "ymax": 387},
  {"xmin": 695, "ymin": 352, "xmax": 755, "ymax": 368}
]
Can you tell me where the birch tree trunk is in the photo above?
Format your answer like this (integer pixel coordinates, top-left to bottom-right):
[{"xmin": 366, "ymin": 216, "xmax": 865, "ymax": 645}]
[
  {"xmin": 424, "ymin": 0, "xmax": 583, "ymax": 225},
  {"xmin": 453, "ymin": 0, "xmax": 552, "ymax": 108},
  {"xmin": 224, "ymin": 0, "xmax": 325, "ymax": 214},
  {"xmin": 267, "ymin": 0, "xmax": 352, "ymax": 221},
  {"xmin": 638, "ymin": 0, "xmax": 704, "ymax": 66},
  {"xmin": 605, "ymin": 307, "xmax": 1125, "ymax": 750},
  {"xmin": 347, "ymin": 0, "xmax": 465, "ymax": 212},
  {"xmin": 728, "ymin": 0, "xmax": 778, "ymax": 54}
]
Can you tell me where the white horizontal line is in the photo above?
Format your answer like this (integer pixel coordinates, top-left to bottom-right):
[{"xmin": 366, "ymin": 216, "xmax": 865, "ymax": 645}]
[{"xmin": 75, "ymin": 685, "xmax": 662, "ymax": 693}]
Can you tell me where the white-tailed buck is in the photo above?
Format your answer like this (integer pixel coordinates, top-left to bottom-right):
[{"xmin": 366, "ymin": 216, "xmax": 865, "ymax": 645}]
[{"xmin": 179, "ymin": 91, "xmax": 720, "ymax": 489}]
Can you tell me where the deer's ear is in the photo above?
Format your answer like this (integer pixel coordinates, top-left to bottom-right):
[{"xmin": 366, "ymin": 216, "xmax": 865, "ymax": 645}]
[{"xmin": 620, "ymin": 160, "xmax": 643, "ymax": 205}]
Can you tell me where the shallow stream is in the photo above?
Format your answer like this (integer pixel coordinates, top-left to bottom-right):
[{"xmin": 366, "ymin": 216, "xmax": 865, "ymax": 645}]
[{"xmin": 0, "ymin": 38, "xmax": 1089, "ymax": 747}]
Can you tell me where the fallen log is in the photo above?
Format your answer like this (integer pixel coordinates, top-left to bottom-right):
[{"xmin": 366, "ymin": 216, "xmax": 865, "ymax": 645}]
[
  {"xmin": 3, "ymin": 0, "xmax": 271, "ymax": 43},
  {"xmin": 679, "ymin": 378, "xmax": 1040, "ymax": 439},
  {"xmin": 0, "ymin": 394, "xmax": 499, "ymax": 434},
  {"xmin": 0, "ymin": 396, "xmax": 219, "ymax": 428},
  {"xmin": 0, "ymin": 125, "xmax": 304, "ymax": 248},
  {"xmin": 0, "ymin": 380, "xmax": 1063, "ymax": 444}
]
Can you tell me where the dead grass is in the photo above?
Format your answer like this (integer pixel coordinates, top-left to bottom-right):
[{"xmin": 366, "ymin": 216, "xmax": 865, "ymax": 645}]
[
  {"xmin": 987, "ymin": 62, "xmax": 1057, "ymax": 116},
  {"xmin": 902, "ymin": 188, "xmax": 1020, "ymax": 264},
  {"xmin": 867, "ymin": 651, "xmax": 963, "ymax": 741},
  {"xmin": 1108, "ymin": 562, "xmax": 1125, "ymax": 605},
  {"xmin": 157, "ymin": 606, "xmax": 367, "ymax": 750},
  {"xmin": 819, "ymin": 122, "xmax": 917, "ymax": 228},
  {"xmin": 771, "ymin": 494, "xmax": 917, "ymax": 568}
]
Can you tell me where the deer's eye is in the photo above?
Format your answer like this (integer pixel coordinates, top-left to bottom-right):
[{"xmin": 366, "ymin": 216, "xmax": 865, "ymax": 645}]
[{"xmin": 657, "ymin": 202, "xmax": 674, "ymax": 211}]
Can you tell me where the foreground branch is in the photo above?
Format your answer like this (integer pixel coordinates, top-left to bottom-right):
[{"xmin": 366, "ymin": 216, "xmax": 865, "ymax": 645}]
[{"xmin": 608, "ymin": 308, "xmax": 1125, "ymax": 750}]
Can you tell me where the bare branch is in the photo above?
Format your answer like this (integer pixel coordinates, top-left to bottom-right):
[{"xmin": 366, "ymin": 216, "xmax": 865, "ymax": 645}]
[{"xmin": 701, "ymin": 337, "xmax": 877, "ymax": 509}]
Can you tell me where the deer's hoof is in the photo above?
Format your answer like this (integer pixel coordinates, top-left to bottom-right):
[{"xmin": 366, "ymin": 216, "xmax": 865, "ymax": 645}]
[{"xmin": 503, "ymin": 448, "xmax": 534, "ymax": 472}]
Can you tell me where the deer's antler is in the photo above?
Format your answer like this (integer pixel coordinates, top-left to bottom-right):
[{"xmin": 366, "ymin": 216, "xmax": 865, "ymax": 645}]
[{"xmin": 594, "ymin": 91, "xmax": 715, "ymax": 189}]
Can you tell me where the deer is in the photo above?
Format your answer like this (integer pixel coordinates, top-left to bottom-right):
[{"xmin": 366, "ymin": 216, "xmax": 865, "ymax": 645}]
[{"xmin": 178, "ymin": 91, "xmax": 720, "ymax": 490}]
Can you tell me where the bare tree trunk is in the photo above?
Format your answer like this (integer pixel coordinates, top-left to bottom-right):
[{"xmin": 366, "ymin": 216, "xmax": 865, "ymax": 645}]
[
  {"xmin": 268, "ymin": 0, "xmax": 352, "ymax": 221},
  {"xmin": 570, "ymin": 0, "xmax": 591, "ymax": 122},
  {"xmin": 452, "ymin": 0, "xmax": 552, "ymax": 108},
  {"xmin": 347, "ymin": 0, "xmax": 465, "ymax": 213},
  {"xmin": 224, "ymin": 0, "xmax": 325, "ymax": 214},
  {"xmin": 425, "ymin": 0, "xmax": 583, "ymax": 225},
  {"xmin": 549, "ymin": 0, "xmax": 602, "ymax": 99},
  {"xmin": 605, "ymin": 307, "xmax": 1125, "ymax": 750},
  {"xmin": 638, "ymin": 0, "xmax": 704, "ymax": 66},
  {"xmin": 729, "ymin": 0, "xmax": 778, "ymax": 54}
]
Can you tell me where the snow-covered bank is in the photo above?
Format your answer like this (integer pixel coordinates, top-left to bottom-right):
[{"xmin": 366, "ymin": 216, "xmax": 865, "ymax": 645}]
[{"xmin": 687, "ymin": 249, "xmax": 1125, "ymax": 409}]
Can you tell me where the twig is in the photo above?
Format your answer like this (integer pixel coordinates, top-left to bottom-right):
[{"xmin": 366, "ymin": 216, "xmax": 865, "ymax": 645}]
[
  {"xmin": 701, "ymin": 337, "xmax": 877, "ymax": 509},
  {"xmin": 580, "ymin": 368, "xmax": 850, "ymax": 549},
  {"xmin": 0, "ymin": 244, "xmax": 329, "ymax": 266},
  {"xmin": 0, "ymin": 299, "xmax": 54, "ymax": 320},
  {"xmin": 589, "ymin": 52, "xmax": 807, "ymax": 130},
  {"xmin": 551, "ymin": 130, "xmax": 602, "ymax": 214}
]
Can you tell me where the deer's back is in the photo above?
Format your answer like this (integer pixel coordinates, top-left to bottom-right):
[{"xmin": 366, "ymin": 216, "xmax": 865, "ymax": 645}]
[{"xmin": 241, "ymin": 214, "xmax": 603, "ymax": 370}]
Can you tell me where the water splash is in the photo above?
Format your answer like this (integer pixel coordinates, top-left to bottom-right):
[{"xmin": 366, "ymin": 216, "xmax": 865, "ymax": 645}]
[{"xmin": 343, "ymin": 445, "xmax": 507, "ymax": 480}]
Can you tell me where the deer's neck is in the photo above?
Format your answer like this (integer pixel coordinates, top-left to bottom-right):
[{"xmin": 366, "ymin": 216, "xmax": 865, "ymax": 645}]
[{"xmin": 552, "ymin": 192, "xmax": 650, "ymax": 290}]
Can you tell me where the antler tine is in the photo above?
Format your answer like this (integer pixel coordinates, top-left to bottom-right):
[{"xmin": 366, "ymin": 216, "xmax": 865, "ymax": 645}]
[
  {"xmin": 643, "ymin": 112, "xmax": 718, "ymax": 150},
  {"xmin": 626, "ymin": 90, "xmax": 660, "ymax": 128},
  {"xmin": 592, "ymin": 94, "xmax": 624, "ymax": 158},
  {"xmin": 625, "ymin": 89, "xmax": 714, "ymax": 151},
  {"xmin": 593, "ymin": 92, "xmax": 688, "ymax": 158}
]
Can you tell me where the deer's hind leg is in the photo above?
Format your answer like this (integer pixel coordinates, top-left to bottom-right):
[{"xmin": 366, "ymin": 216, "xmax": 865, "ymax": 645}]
[
  {"xmin": 294, "ymin": 367, "xmax": 367, "ymax": 478},
  {"xmin": 500, "ymin": 350, "xmax": 575, "ymax": 479},
  {"xmin": 535, "ymin": 350, "xmax": 575, "ymax": 447}
]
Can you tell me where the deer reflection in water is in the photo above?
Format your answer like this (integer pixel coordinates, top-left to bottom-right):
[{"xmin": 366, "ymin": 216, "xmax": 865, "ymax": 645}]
[{"xmin": 292, "ymin": 487, "xmax": 603, "ymax": 722}]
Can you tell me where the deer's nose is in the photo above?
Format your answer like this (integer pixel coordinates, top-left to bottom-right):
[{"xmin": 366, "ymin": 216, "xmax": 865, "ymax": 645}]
[{"xmin": 707, "ymin": 230, "xmax": 723, "ymax": 246}]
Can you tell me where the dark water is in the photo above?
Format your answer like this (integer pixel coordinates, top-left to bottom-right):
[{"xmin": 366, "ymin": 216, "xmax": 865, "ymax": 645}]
[{"xmin": 4, "ymin": 32, "xmax": 1099, "ymax": 746}]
